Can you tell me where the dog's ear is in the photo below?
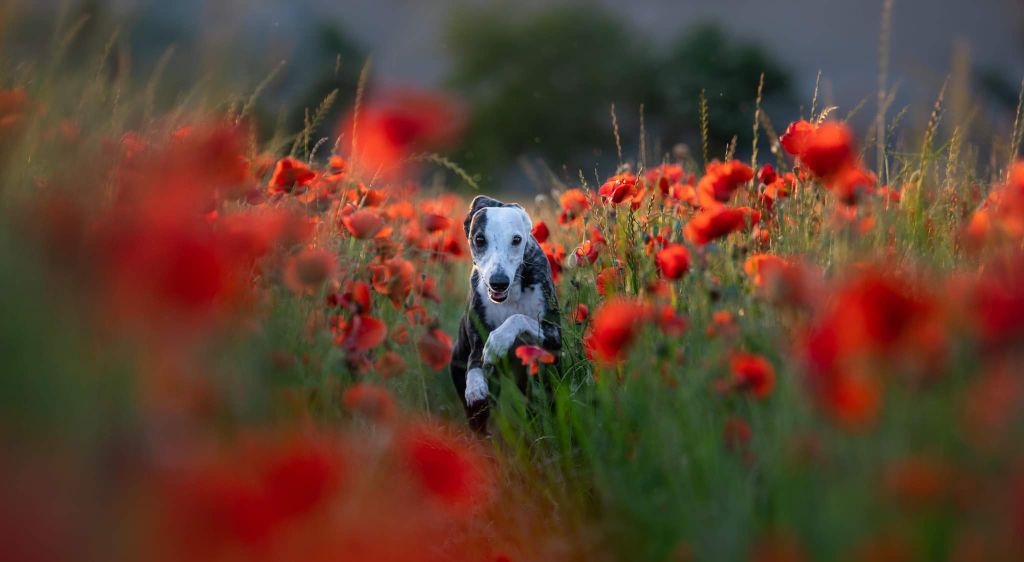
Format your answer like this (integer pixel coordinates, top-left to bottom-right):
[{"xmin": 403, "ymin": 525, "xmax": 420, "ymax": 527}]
[
  {"xmin": 464, "ymin": 195, "xmax": 505, "ymax": 237},
  {"xmin": 508, "ymin": 203, "xmax": 533, "ymax": 233}
]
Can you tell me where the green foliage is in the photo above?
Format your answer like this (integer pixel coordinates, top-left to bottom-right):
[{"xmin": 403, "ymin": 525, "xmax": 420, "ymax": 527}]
[{"xmin": 446, "ymin": 7, "xmax": 792, "ymax": 178}]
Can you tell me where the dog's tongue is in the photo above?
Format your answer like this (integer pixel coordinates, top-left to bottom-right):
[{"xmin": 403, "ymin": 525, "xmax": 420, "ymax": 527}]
[{"xmin": 489, "ymin": 289, "xmax": 508, "ymax": 302}]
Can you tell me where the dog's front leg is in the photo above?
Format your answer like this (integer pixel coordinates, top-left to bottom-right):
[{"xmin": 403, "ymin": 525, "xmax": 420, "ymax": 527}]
[
  {"xmin": 465, "ymin": 366, "xmax": 488, "ymax": 406},
  {"xmin": 482, "ymin": 314, "xmax": 541, "ymax": 367}
]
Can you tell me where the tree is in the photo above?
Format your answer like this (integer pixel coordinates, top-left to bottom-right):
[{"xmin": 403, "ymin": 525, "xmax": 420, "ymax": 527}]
[
  {"xmin": 446, "ymin": 4, "xmax": 654, "ymax": 180},
  {"xmin": 445, "ymin": 7, "xmax": 793, "ymax": 180},
  {"xmin": 656, "ymin": 23, "xmax": 792, "ymax": 159}
]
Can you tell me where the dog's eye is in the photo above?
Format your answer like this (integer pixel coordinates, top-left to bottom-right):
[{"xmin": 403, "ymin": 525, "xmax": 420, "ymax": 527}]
[
  {"xmin": 474, "ymin": 235, "xmax": 486, "ymax": 247},
  {"xmin": 511, "ymin": 235, "xmax": 522, "ymax": 246}
]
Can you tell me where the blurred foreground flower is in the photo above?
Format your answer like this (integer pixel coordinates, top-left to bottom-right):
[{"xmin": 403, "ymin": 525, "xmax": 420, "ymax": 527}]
[
  {"xmin": 585, "ymin": 298, "xmax": 649, "ymax": 364},
  {"xmin": 342, "ymin": 88, "xmax": 464, "ymax": 179}
]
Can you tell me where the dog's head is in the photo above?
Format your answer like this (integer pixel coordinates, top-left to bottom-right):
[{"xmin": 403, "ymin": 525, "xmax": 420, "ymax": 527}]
[{"xmin": 463, "ymin": 195, "xmax": 533, "ymax": 304}]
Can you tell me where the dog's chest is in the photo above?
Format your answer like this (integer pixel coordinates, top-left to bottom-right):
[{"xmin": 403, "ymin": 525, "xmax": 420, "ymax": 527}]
[{"xmin": 477, "ymin": 282, "xmax": 545, "ymax": 329}]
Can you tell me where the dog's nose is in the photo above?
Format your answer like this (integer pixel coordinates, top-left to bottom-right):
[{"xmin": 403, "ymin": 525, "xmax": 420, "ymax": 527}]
[{"xmin": 488, "ymin": 273, "xmax": 510, "ymax": 292}]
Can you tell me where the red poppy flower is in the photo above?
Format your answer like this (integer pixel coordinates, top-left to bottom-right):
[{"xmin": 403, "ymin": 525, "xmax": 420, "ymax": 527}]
[
  {"xmin": 259, "ymin": 436, "xmax": 344, "ymax": 526},
  {"xmin": 706, "ymin": 309, "xmax": 739, "ymax": 339},
  {"xmin": 401, "ymin": 424, "xmax": 490, "ymax": 510},
  {"xmin": 655, "ymin": 305, "xmax": 688, "ymax": 336},
  {"xmin": 422, "ymin": 213, "xmax": 453, "ymax": 233},
  {"xmin": 730, "ymin": 352, "xmax": 776, "ymax": 399},
  {"xmin": 674, "ymin": 182, "xmax": 699, "ymax": 205},
  {"xmin": 387, "ymin": 200, "xmax": 416, "ymax": 221},
  {"xmin": 598, "ymin": 173, "xmax": 639, "ymax": 205},
  {"xmin": 406, "ymin": 303, "xmax": 428, "ymax": 325},
  {"xmin": 965, "ymin": 163, "xmax": 1024, "ymax": 246},
  {"xmin": 581, "ymin": 333, "xmax": 598, "ymax": 362},
  {"xmin": 342, "ymin": 383, "xmax": 396, "ymax": 422},
  {"xmin": 514, "ymin": 345, "xmax": 557, "ymax": 375},
  {"xmin": 336, "ymin": 315, "xmax": 387, "ymax": 353},
  {"xmin": 969, "ymin": 258, "xmax": 1024, "ymax": 348},
  {"xmin": 575, "ymin": 231, "xmax": 604, "ymax": 266},
  {"xmin": 803, "ymin": 335, "xmax": 878, "ymax": 430},
  {"xmin": 876, "ymin": 185, "xmax": 902, "ymax": 205},
  {"xmin": 655, "ymin": 244, "xmax": 691, "ymax": 280},
  {"xmin": 369, "ymin": 257, "xmax": 416, "ymax": 307},
  {"xmin": 376, "ymin": 351, "xmax": 408, "ymax": 379},
  {"xmin": 757, "ymin": 164, "xmax": 778, "ymax": 185},
  {"xmin": 780, "ymin": 119, "xmax": 815, "ymax": 156},
  {"xmin": 629, "ymin": 185, "xmax": 649, "ymax": 211},
  {"xmin": 830, "ymin": 165, "xmax": 876, "ymax": 205},
  {"xmin": 541, "ymin": 242, "xmax": 566, "ymax": 282},
  {"xmin": 391, "ymin": 324, "xmax": 411, "ymax": 345},
  {"xmin": 165, "ymin": 432, "xmax": 344, "ymax": 551},
  {"xmin": 823, "ymin": 371, "xmax": 882, "ymax": 430},
  {"xmin": 360, "ymin": 186, "xmax": 387, "ymax": 207},
  {"xmin": 341, "ymin": 209, "xmax": 388, "ymax": 240},
  {"xmin": 572, "ymin": 303, "xmax": 589, "ymax": 324},
  {"xmin": 589, "ymin": 298, "xmax": 649, "ymax": 363},
  {"xmin": 596, "ymin": 265, "xmax": 624, "ymax": 297},
  {"xmin": 723, "ymin": 416, "xmax": 752, "ymax": 453},
  {"xmin": 283, "ymin": 247, "xmax": 337, "ymax": 295},
  {"xmin": 760, "ymin": 173, "xmax": 796, "ymax": 210},
  {"xmin": 697, "ymin": 160, "xmax": 754, "ymax": 205},
  {"xmin": 268, "ymin": 157, "xmax": 317, "ymax": 193},
  {"xmin": 416, "ymin": 275, "xmax": 441, "ymax": 302},
  {"xmin": 559, "ymin": 188, "xmax": 591, "ymax": 225},
  {"xmin": 430, "ymin": 219, "xmax": 469, "ymax": 260},
  {"xmin": 100, "ymin": 221, "xmax": 251, "ymax": 333},
  {"xmin": 417, "ymin": 328, "xmax": 453, "ymax": 370},
  {"xmin": 836, "ymin": 270, "xmax": 937, "ymax": 353},
  {"xmin": 684, "ymin": 206, "xmax": 760, "ymax": 245},
  {"xmin": 644, "ymin": 163, "xmax": 685, "ymax": 196},
  {"xmin": 801, "ymin": 267, "xmax": 943, "ymax": 428},
  {"xmin": 328, "ymin": 154, "xmax": 347, "ymax": 172},
  {"xmin": 531, "ymin": 220, "xmax": 550, "ymax": 243},
  {"xmin": 228, "ymin": 207, "xmax": 314, "ymax": 253},
  {"xmin": 344, "ymin": 88, "xmax": 464, "ymax": 177},
  {"xmin": 713, "ymin": 310, "xmax": 734, "ymax": 326},
  {"xmin": 744, "ymin": 254, "xmax": 784, "ymax": 289},
  {"xmin": 338, "ymin": 280, "xmax": 372, "ymax": 312},
  {"xmin": 800, "ymin": 122, "xmax": 856, "ymax": 179}
]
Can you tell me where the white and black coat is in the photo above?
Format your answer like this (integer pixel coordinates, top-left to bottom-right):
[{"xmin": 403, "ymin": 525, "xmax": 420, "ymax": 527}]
[{"xmin": 449, "ymin": 196, "xmax": 562, "ymax": 433}]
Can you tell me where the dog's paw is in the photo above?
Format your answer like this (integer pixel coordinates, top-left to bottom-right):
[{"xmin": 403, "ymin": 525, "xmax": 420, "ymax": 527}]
[
  {"xmin": 464, "ymin": 367, "xmax": 489, "ymax": 406},
  {"xmin": 483, "ymin": 315, "xmax": 541, "ymax": 366},
  {"xmin": 506, "ymin": 314, "xmax": 542, "ymax": 341},
  {"xmin": 482, "ymin": 329, "xmax": 515, "ymax": 365}
]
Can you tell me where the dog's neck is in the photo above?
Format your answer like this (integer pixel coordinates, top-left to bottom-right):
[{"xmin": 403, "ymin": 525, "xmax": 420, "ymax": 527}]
[{"xmin": 472, "ymin": 254, "xmax": 548, "ymax": 330}]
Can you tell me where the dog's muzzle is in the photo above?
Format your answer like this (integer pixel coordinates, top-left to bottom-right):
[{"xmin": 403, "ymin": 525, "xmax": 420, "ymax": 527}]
[
  {"xmin": 487, "ymin": 274, "xmax": 510, "ymax": 303},
  {"xmin": 487, "ymin": 286, "xmax": 509, "ymax": 303}
]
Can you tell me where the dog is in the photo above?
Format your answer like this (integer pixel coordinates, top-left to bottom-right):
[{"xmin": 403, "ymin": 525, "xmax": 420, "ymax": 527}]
[{"xmin": 449, "ymin": 195, "xmax": 562, "ymax": 433}]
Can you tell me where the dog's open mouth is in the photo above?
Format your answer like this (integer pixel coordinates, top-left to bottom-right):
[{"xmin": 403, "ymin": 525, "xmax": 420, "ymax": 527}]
[{"xmin": 487, "ymin": 287, "xmax": 509, "ymax": 303}]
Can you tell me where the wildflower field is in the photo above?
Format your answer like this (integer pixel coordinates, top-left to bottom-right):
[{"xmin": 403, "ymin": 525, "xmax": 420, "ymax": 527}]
[{"xmin": 3, "ymin": 6, "xmax": 1024, "ymax": 562}]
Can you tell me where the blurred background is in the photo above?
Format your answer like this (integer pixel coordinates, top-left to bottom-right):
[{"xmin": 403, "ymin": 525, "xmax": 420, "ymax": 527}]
[{"xmin": 6, "ymin": 0, "xmax": 1023, "ymax": 190}]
